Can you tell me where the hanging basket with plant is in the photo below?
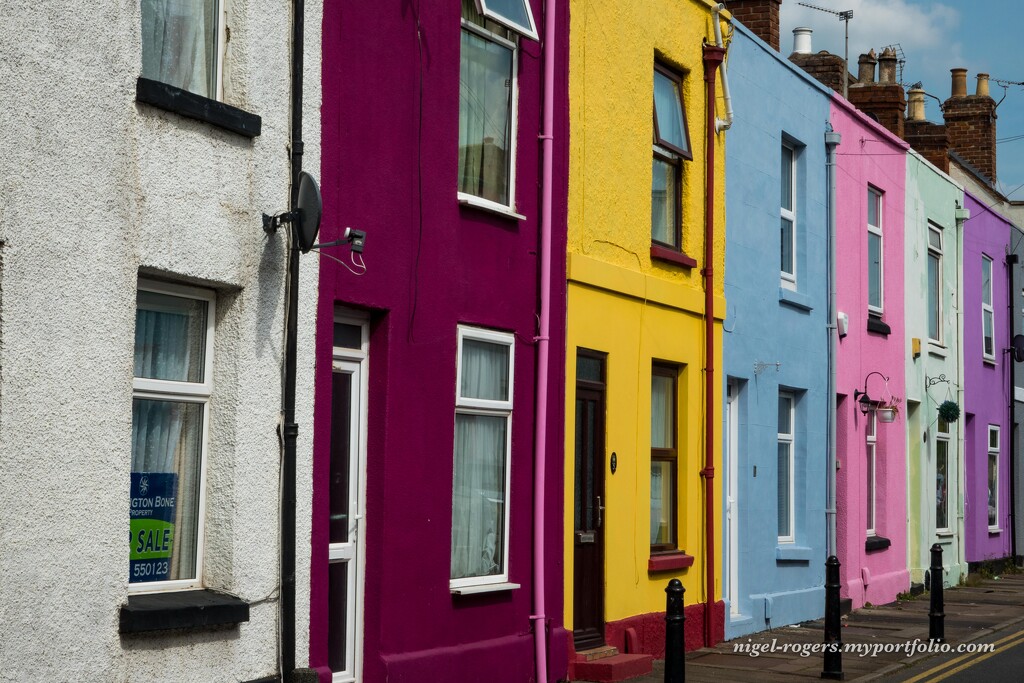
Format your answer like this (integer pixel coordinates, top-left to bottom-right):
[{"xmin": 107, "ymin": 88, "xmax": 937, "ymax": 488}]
[
  {"xmin": 938, "ymin": 400, "xmax": 960, "ymax": 423},
  {"xmin": 876, "ymin": 396, "xmax": 902, "ymax": 423}
]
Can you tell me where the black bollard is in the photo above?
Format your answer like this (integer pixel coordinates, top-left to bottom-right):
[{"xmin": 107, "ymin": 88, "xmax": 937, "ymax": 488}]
[
  {"xmin": 929, "ymin": 543, "xmax": 945, "ymax": 643},
  {"xmin": 822, "ymin": 555, "xmax": 844, "ymax": 680},
  {"xmin": 665, "ymin": 578, "xmax": 686, "ymax": 683}
]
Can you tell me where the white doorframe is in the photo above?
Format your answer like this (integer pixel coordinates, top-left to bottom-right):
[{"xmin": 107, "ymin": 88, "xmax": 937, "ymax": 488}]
[
  {"xmin": 727, "ymin": 381, "xmax": 741, "ymax": 618},
  {"xmin": 329, "ymin": 314, "xmax": 369, "ymax": 683}
]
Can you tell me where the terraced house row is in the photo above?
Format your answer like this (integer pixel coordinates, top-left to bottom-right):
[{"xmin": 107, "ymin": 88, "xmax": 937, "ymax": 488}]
[{"xmin": 4, "ymin": 1, "xmax": 1024, "ymax": 682}]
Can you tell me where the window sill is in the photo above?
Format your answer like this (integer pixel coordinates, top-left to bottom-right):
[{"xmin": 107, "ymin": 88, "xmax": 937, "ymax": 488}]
[
  {"xmin": 867, "ymin": 316, "xmax": 891, "ymax": 336},
  {"xmin": 647, "ymin": 551, "xmax": 695, "ymax": 573},
  {"xmin": 936, "ymin": 530, "xmax": 955, "ymax": 538},
  {"xmin": 450, "ymin": 581, "xmax": 521, "ymax": 595},
  {"xmin": 989, "ymin": 527, "xmax": 1003, "ymax": 535},
  {"xmin": 778, "ymin": 288, "xmax": 813, "ymax": 312},
  {"xmin": 119, "ymin": 589, "xmax": 249, "ymax": 634},
  {"xmin": 983, "ymin": 357, "xmax": 996, "ymax": 366},
  {"xmin": 928, "ymin": 342, "xmax": 948, "ymax": 358},
  {"xmin": 650, "ymin": 245, "xmax": 698, "ymax": 269},
  {"xmin": 135, "ymin": 78, "xmax": 262, "ymax": 138},
  {"xmin": 457, "ymin": 194, "xmax": 526, "ymax": 221},
  {"xmin": 775, "ymin": 545, "xmax": 814, "ymax": 563},
  {"xmin": 865, "ymin": 535, "xmax": 892, "ymax": 552}
]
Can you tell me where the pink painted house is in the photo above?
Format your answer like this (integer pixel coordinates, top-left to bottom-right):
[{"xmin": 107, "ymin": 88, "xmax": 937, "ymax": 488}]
[{"xmin": 831, "ymin": 96, "xmax": 910, "ymax": 608}]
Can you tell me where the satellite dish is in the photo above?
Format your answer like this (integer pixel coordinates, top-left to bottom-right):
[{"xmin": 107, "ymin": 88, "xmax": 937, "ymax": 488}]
[
  {"xmin": 294, "ymin": 171, "xmax": 322, "ymax": 253},
  {"xmin": 1012, "ymin": 334, "xmax": 1024, "ymax": 363}
]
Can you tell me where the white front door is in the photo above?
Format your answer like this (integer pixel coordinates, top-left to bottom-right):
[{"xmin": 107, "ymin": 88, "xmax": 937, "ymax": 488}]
[
  {"xmin": 726, "ymin": 381, "xmax": 741, "ymax": 618},
  {"xmin": 328, "ymin": 317, "xmax": 368, "ymax": 682}
]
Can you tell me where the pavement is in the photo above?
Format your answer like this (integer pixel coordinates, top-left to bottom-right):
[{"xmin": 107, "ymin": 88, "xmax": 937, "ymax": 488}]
[{"xmin": 574, "ymin": 572, "xmax": 1024, "ymax": 682}]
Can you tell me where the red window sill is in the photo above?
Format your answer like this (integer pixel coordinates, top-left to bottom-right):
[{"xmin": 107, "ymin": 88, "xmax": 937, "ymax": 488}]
[
  {"xmin": 650, "ymin": 245, "xmax": 697, "ymax": 268},
  {"xmin": 648, "ymin": 551, "xmax": 695, "ymax": 572}
]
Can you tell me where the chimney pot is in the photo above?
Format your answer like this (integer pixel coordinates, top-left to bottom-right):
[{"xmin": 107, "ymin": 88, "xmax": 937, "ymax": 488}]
[
  {"xmin": 908, "ymin": 89, "xmax": 926, "ymax": 122},
  {"xmin": 951, "ymin": 68, "xmax": 968, "ymax": 97},
  {"xmin": 857, "ymin": 50, "xmax": 877, "ymax": 84},
  {"xmin": 792, "ymin": 27, "xmax": 812, "ymax": 55},
  {"xmin": 878, "ymin": 48, "xmax": 897, "ymax": 84},
  {"xmin": 977, "ymin": 73, "xmax": 991, "ymax": 98}
]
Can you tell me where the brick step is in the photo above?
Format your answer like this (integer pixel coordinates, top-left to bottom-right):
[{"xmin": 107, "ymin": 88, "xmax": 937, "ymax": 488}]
[
  {"xmin": 840, "ymin": 597, "xmax": 853, "ymax": 616},
  {"xmin": 570, "ymin": 653, "xmax": 654, "ymax": 682},
  {"xmin": 574, "ymin": 645, "xmax": 620, "ymax": 662}
]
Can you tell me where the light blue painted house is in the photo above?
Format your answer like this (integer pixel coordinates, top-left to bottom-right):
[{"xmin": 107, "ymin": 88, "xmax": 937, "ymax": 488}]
[{"xmin": 722, "ymin": 22, "xmax": 834, "ymax": 638}]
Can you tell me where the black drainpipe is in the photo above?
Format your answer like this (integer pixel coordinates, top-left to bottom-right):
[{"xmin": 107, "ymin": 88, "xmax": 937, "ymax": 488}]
[{"xmin": 281, "ymin": 0, "xmax": 305, "ymax": 679}]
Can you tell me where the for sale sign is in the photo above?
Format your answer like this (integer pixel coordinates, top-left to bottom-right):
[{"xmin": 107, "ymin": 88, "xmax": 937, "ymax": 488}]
[{"xmin": 129, "ymin": 472, "xmax": 178, "ymax": 583}]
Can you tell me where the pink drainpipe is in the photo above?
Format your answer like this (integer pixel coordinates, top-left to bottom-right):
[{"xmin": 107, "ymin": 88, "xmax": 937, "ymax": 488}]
[{"xmin": 531, "ymin": 0, "xmax": 557, "ymax": 680}]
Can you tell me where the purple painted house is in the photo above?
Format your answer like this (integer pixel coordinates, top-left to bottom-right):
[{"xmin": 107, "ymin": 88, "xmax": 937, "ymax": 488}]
[
  {"xmin": 311, "ymin": 1, "xmax": 569, "ymax": 681},
  {"xmin": 963, "ymin": 191, "xmax": 1013, "ymax": 568}
]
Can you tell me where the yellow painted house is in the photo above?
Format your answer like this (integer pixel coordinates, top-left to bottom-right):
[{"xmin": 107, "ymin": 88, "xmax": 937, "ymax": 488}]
[{"xmin": 564, "ymin": 0, "xmax": 729, "ymax": 666}]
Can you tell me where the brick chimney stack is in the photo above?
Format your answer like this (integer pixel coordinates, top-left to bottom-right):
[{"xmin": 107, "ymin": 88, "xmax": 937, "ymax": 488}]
[
  {"xmin": 727, "ymin": 0, "xmax": 782, "ymax": 51},
  {"xmin": 788, "ymin": 27, "xmax": 852, "ymax": 94},
  {"xmin": 846, "ymin": 47, "xmax": 906, "ymax": 139},
  {"xmin": 943, "ymin": 68, "xmax": 998, "ymax": 182},
  {"xmin": 905, "ymin": 88, "xmax": 951, "ymax": 173}
]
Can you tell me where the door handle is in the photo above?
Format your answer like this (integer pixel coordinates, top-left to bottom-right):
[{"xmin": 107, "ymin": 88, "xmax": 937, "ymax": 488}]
[{"xmin": 597, "ymin": 495, "xmax": 604, "ymax": 528}]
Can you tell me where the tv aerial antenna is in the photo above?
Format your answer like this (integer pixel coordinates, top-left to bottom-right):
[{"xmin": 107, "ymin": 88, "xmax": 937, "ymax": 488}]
[{"xmin": 798, "ymin": 2, "xmax": 854, "ymax": 99}]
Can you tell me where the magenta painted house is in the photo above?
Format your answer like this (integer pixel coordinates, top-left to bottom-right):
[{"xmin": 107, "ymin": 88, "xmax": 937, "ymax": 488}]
[
  {"xmin": 311, "ymin": 1, "xmax": 569, "ymax": 681},
  {"xmin": 831, "ymin": 97, "xmax": 910, "ymax": 609},
  {"xmin": 962, "ymin": 191, "xmax": 1013, "ymax": 567}
]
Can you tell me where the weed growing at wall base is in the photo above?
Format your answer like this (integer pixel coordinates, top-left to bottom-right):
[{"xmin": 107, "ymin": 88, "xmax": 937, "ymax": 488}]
[{"xmin": 732, "ymin": 639, "xmax": 995, "ymax": 658}]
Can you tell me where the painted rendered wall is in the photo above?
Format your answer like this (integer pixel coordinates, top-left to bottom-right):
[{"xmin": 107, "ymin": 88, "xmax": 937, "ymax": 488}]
[
  {"xmin": 962, "ymin": 192, "xmax": 1013, "ymax": 564},
  {"xmin": 721, "ymin": 23, "xmax": 832, "ymax": 639},
  {"xmin": 903, "ymin": 151, "xmax": 966, "ymax": 586},
  {"xmin": 0, "ymin": 1, "xmax": 321, "ymax": 680},
  {"xmin": 831, "ymin": 97, "xmax": 910, "ymax": 609},
  {"xmin": 564, "ymin": 0, "xmax": 727, "ymax": 656},
  {"xmin": 316, "ymin": 1, "xmax": 569, "ymax": 681}
]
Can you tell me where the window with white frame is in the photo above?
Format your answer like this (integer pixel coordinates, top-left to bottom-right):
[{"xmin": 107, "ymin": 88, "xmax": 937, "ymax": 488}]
[
  {"xmin": 928, "ymin": 224, "xmax": 942, "ymax": 342},
  {"xmin": 777, "ymin": 392, "xmax": 795, "ymax": 543},
  {"xmin": 780, "ymin": 143, "xmax": 797, "ymax": 289},
  {"xmin": 130, "ymin": 281, "xmax": 214, "ymax": 589},
  {"xmin": 866, "ymin": 411, "xmax": 877, "ymax": 535},
  {"xmin": 867, "ymin": 187, "xmax": 884, "ymax": 314},
  {"xmin": 651, "ymin": 63, "xmax": 692, "ymax": 250},
  {"xmin": 458, "ymin": 0, "xmax": 536, "ymax": 212},
  {"xmin": 451, "ymin": 326, "xmax": 514, "ymax": 588},
  {"xmin": 983, "ymin": 255, "xmax": 995, "ymax": 360},
  {"xmin": 988, "ymin": 425, "xmax": 1000, "ymax": 529},
  {"xmin": 936, "ymin": 418, "xmax": 950, "ymax": 531},
  {"xmin": 141, "ymin": 0, "xmax": 225, "ymax": 100}
]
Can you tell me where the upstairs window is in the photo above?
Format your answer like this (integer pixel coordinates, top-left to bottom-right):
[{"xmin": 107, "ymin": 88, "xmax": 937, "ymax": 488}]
[
  {"xmin": 651, "ymin": 64, "xmax": 692, "ymax": 250},
  {"xmin": 459, "ymin": 1, "xmax": 532, "ymax": 212},
  {"xmin": 982, "ymin": 255, "xmax": 995, "ymax": 360},
  {"xmin": 142, "ymin": 0, "xmax": 223, "ymax": 99},
  {"xmin": 928, "ymin": 224, "xmax": 943, "ymax": 342},
  {"xmin": 867, "ymin": 187, "xmax": 884, "ymax": 314},
  {"xmin": 780, "ymin": 143, "xmax": 797, "ymax": 288},
  {"xmin": 475, "ymin": 0, "xmax": 538, "ymax": 40}
]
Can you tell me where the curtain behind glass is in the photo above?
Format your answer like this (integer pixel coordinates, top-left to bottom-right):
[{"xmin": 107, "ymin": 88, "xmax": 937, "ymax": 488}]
[
  {"xmin": 458, "ymin": 28, "xmax": 513, "ymax": 205},
  {"xmin": 142, "ymin": 0, "xmax": 218, "ymax": 99},
  {"xmin": 131, "ymin": 293, "xmax": 208, "ymax": 582},
  {"xmin": 460, "ymin": 339, "xmax": 509, "ymax": 401},
  {"xmin": 451, "ymin": 413, "xmax": 507, "ymax": 579}
]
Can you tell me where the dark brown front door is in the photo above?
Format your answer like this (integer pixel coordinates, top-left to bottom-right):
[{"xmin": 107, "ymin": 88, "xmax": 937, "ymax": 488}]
[{"xmin": 573, "ymin": 351, "xmax": 606, "ymax": 650}]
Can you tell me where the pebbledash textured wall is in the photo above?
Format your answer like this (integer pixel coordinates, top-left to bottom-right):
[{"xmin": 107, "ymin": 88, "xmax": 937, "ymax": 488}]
[{"xmin": 0, "ymin": 1, "xmax": 320, "ymax": 680}]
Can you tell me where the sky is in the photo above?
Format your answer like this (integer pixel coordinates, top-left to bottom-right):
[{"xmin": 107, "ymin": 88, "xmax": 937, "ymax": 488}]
[{"xmin": 778, "ymin": 0, "xmax": 1024, "ymax": 198}]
